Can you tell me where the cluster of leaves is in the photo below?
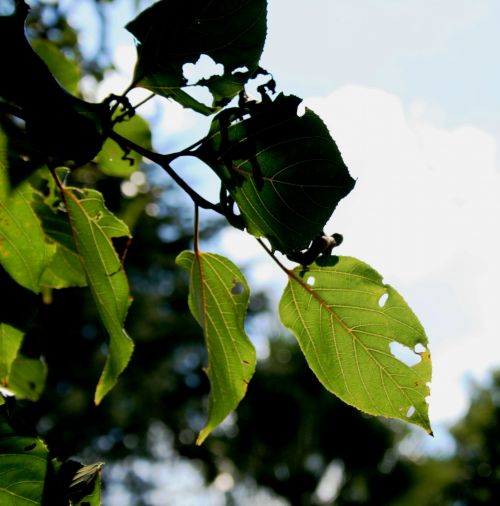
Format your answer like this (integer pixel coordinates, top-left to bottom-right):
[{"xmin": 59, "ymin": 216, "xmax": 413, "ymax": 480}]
[{"xmin": 0, "ymin": 0, "xmax": 432, "ymax": 502}]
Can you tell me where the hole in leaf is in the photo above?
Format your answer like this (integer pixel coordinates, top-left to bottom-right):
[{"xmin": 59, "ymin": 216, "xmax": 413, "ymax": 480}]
[
  {"xmin": 232, "ymin": 66, "xmax": 249, "ymax": 74},
  {"xmin": 406, "ymin": 406, "xmax": 415, "ymax": 418},
  {"xmin": 297, "ymin": 102, "xmax": 307, "ymax": 117},
  {"xmin": 231, "ymin": 281, "xmax": 245, "ymax": 295},
  {"xmin": 24, "ymin": 443, "xmax": 36, "ymax": 452},
  {"xmin": 306, "ymin": 276, "xmax": 315, "ymax": 286},
  {"xmin": 389, "ymin": 342, "xmax": 421, "ymax": 367},
  {"xmin": 414, "ymin": 343, "xmax": 426, "ymax": 353},
  {"xmin": 378, "ymin": 293, "xmax": 389, "ymax": 307},
  {"xmin": 183, "ymin": 55, "xmax": 224, "ymax": 85}
]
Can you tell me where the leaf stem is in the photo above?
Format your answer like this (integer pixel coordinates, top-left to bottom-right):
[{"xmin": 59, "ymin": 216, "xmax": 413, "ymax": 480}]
[
  {"xmin": 109, "ymin": 130, "xmax": 223, "ymax": 215},
  {"xmin": 194, "ymin": 204, "xmax": 200, "ymax": 254},
  {"xmin": 256, "ymin": 238, "xmax": 292, "ymax": 277}
]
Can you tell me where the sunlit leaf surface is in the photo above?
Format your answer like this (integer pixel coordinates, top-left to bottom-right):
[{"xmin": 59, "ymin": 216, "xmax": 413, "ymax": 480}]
[
  {"xmin": 63, "ymin": 187, "xmax": 134, "ymax": 404},
  {"xmin": 176, "ymin": 250, "xmax": 256, "ymax": 444},
  {"xmin": 279, "ymin": 256, "xmax": 432, "ymax": 433}
]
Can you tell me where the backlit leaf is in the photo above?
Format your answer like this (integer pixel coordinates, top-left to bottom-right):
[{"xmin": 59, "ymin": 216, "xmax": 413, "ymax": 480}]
[
  {"xmin": 8, "ymin": 355, "xmax": 47, "ymax": 402},
  {"xmin": 97, "ymin": 114, "xmax": 152, "ymax": 177},
  {"xmin": 0, "ymin": 407, "xmax": 51, "ymax": 504},
  {"xmin": 176, "ymin": 250, "xmax": 256, "ymax": 444},
  {"xmin": 62, "ymin": 187, "xmax": 133, "ymax": 404},
  {"xmin": 196, "ymin": 94, "xmax": 355, "ymax": 254},
  {"xmin": 279, "ymin": 256, "xmax": 432, "ymax": 433},
  {"xmin": 0, "ymin": 324, "xmax": 23, "ymax": 385},
  {"xmin": 0, "ymin": 164, "xmax": 55, "ymax": 293},
  {"xmin": 126, "ymin": 0, "xmax": 267, "ymax": 112}
]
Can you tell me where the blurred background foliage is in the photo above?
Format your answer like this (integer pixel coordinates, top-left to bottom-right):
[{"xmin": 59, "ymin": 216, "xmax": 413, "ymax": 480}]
[{"xmin": 1, "ymin": 0, "xmax": 500, "ymax": 504}]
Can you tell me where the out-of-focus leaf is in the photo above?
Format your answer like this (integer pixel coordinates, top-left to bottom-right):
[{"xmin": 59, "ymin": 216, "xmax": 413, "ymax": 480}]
[
  {"xmin": 0, "ymin": 407, "xmax": 51, "ymax": 504},
  {"xmin": 31, "ymin": 38, "xmax": 81, "ymax": 95},
  {"xmin": 0, "ymin": 324, "xmax": 23, "ymax": 385},
  {"xmin": 279, "ymin": 256, "xmax": 432, "ymax": 433},
  {"xmin": 176, "ymin": 250, "xmax": 256, "ymax": 444},
  {"xmin": 8, "ymin": 355, "xmax": 47, "ymax": 402},
  {"xmin": 126, "ymin": 0, "xmax": 267, "ymax": 112},
  {"xmin": 98, "ymin": 114, "xmax": 152, "ymax": 177},
  {"xmin": 62, "ymin": 187, "xmax": 133, "ymax": 404},
  {"xmin": 196, "ymin": 94, "xmax": 355, "ymax": 254}
]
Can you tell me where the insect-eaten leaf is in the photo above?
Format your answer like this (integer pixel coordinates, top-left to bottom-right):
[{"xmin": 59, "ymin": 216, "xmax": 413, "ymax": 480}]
[
  {"xmin": 126, "ymin": 0, "xmax": 267, "ymax": 113},
  {"xmin": 195, "ymin": 93, "xmax": 355, "ymax": 254},
  {"xmin": 279, "ymin": 256, "xmax": 432, "ymax": 434},
  {"xmin": 176, "ymin": 251, "xmax": 256, "ymax": 444},
  {"xmin": 62, "ymin": 187, "xmax": 134, "ymax": 404},
  {"xmin": 0, "ymin": 405, "xmax": 52, "ymax": 504}
]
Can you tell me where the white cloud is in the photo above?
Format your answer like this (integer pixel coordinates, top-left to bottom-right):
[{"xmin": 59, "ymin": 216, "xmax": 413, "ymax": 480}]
[{"xmin": 305, "ymin": 85, "xmax": 500, "ymax": 425}]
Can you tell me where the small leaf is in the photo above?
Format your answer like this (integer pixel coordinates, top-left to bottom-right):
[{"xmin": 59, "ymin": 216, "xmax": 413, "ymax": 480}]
[
  {"xmin": 126, "ymin": 0, "xmax": 267, "ymax": 112},
  {"xmin": 69, "ymin": 462, "xmax": 103, "ymax": 506},
  {"xmin": 97, "ymin": 114, "xmax": 152, "ymax": 177},
  {"xmin": 196, "ymin": 94, "xmax": 355, "ymax": 254},
  {"xmin": 62, "ymin": 187, "xmax": 134, "ymax": 404},
  {"xmin": 279, "ymin": 256, "xmax": 432, "ymax": 433},
  {"xmin": 8, "ymin": 355, "xmax": 47, "ymax": 402},
  {"xmin": 0, "ymin": 324, "xmax": 23, "ymax": 385},
  {"xmin": 176, "ymin": 251, "xmax": 256, "ymax": 444}
]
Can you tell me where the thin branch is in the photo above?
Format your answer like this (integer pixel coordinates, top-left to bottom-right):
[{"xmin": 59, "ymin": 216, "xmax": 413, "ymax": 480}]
[
  {"xmin": 109, "ymin": 130, "xmax": 223, "ymax": 215},
  {"xmin": 256, "ymin": 238, "xmax": 292, "ymax": 277},
  {"xmin": 193, "ymin": 204, "xmax": 200, "ymax": 254}
]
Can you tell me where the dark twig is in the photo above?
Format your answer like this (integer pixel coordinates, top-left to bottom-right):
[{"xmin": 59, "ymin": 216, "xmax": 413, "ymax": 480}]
[{"xmin": 109, "ymin": 130, "xmax": 223, "ymax": 215}]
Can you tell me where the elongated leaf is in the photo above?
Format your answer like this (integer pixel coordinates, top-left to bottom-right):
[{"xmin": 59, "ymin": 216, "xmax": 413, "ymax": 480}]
[
  {"xmin": 196, "ymin": 94, "xmax": 355, "ymax": 254},
  {"xmin": 0, "ymin": 167, "xmax": 55, "ymax": 293},
  {"xmin": 0, "ymin": 324, "xmax": 23, "ymax": 385},
  {"xmin": 62, "ymin": 187, "xmax": 133, "ymax": 404},
  {"xmin": 176, "ymin": 251, "xmax": 256, "ymax": 444},
  {"xmin": 31, "ymin": 38, "xmax": 81, "ymax": 95},
  {"xmin": 0, "ymin": 408, "xmax": 51, "ymax": 504},
  {"xmin": 126, "ymin": 0, "xmax": 267, "ymax": 112},
  {"xmin": 279, "ymin": 256, "xmax": 432, "ymax": 433}
]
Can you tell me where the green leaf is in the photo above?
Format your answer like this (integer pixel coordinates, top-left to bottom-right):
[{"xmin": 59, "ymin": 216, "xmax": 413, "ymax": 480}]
[
  {"xmin": 176, "ymin": 250, "xmax": 256, "ymax": 444},
  {"xmin": 62, "ymin": 187, "xmax": 134, "ymax": 404},
  {"xmin": 0, "ymin": 324, "xmax": 23, "ymax": 385},
  {"xmin": 29, "ymin": 192, "xmax": 87, "ymax": 289},
  {"xmin": 279, "ymin": 256, "xmax": 432, "ymax": 433},
  {"xmin": 68, "ymin": 462, "xmax": 103, "ymax": 506},
  {"xmin": 196, "ymin": 94, "xmax": 355, "ymax": 254},
  {"xmin": 31, "ymin": 39, "xmax": 81, "ymax": 95},
  {"xmin": 126, "ymin": 0, "xmax": 267, "ymax": 112},
  {"xmin": 0, "ymin": 166, "xmax": 56, "ymax": 293},
  {"xmin": 8, "ymin": 355, "xmax": 47, "ymax": 402},
  {"xmin": 97, "ymin": 114, "xmax": 152, "ymax": 177},
  {"xmin": 0, "ymin": 408, "xmax": 51, "ymax": 504}
]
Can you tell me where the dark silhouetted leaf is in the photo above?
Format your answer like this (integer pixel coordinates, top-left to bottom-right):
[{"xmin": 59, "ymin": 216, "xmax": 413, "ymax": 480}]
[
  {"xmin": 196, "ymin": 94, "xmax": 355, "ymax": 254},
  {"xmin": 126, "ymin": 0, "xmax": 267, "ymax": 113}
]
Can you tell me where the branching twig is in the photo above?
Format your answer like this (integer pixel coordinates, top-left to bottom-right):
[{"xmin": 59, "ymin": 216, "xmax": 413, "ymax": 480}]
[{"xmin": 109, "ymin": 130, "xmax": 223, "ymax": 215}]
